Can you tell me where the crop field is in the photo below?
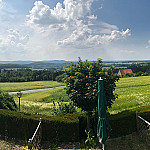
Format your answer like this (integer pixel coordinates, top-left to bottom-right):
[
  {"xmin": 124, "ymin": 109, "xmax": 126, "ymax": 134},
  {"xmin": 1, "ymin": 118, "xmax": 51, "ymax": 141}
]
[
  {"xmin": 109, "ymin": 76, "xmax": 150, "ymax": 114},
  {"xmin": 0, "ymin": 81, "xmax": 65, "ymax": 92}
]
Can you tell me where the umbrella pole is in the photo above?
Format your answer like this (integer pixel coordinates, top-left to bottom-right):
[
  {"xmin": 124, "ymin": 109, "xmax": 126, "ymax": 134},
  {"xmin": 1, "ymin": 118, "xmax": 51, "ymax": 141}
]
[{"xmin": 102, "ymin": 144, "xmax": 105, "ymax": 150}]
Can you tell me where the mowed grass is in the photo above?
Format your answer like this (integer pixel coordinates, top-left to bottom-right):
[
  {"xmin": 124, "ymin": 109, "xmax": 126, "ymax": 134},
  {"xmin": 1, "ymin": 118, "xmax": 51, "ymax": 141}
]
[
  {"xmin": 109, "ymin": 76, "xmax": 150, "ymax": 114},
  {"xmin": 0, "ymin": 81, "xmax": 65, "ymax": 92}
]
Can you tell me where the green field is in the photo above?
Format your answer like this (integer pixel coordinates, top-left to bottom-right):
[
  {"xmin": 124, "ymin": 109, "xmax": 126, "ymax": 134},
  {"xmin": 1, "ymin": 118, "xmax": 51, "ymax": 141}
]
[
  {"xmin": 13, "ymin": 86, "xmax": 69, "ymax": 116},
  {"xmin": 109, "ymin": 76, "xmax": 150, "ymax": 114},
  {"xmin": 0, "ymin": 81, "xmax": 65, "ymax": 92},
  {"xmin": 2, "ymin": 76, "xmax": 150, "ymax": 116}
]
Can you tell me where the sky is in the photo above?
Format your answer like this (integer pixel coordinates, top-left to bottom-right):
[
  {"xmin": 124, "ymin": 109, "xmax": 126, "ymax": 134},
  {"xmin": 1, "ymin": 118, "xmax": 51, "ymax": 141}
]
[{"xmin": 0, "ymin": 0, "xmax": 150, "ymax": 61}]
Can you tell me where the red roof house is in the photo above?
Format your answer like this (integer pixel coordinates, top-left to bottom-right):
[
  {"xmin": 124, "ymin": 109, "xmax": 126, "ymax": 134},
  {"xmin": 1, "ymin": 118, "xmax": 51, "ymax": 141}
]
[{"xmin": 118, "ymin": 69, "xmax": 133, "ymax": 77}]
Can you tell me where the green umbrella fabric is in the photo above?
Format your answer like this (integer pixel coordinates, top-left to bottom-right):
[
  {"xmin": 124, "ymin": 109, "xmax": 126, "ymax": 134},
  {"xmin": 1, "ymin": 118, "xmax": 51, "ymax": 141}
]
[{"xmin": 97, "ymin": 78, "xmax": 110, "ymax": 144}]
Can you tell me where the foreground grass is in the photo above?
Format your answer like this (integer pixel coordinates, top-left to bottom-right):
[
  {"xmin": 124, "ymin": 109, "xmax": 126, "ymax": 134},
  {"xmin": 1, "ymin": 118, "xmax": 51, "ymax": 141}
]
[
  {"xmin": 0, "ymin": 81, "xmax": 64, "ymax": 92},
  {"xmin": 109, "ymin": 76, "xmax": 150, "ymax": 114}
]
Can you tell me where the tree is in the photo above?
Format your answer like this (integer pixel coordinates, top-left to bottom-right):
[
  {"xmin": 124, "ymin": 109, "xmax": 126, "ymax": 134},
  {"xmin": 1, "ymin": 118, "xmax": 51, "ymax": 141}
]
[
  {"xmin": 64, "ymin": 57, "xmax": 119, "ymax": 112},
  {"xmin": 0, "ymin": 90, "xmax": 17, "ymax": 110}
]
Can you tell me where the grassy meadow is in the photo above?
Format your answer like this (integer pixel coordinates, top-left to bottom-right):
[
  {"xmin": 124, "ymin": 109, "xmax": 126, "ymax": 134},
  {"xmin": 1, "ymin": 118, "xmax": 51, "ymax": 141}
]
[
  {"xmin": 109, "ymin": 76, "xmax": 150, "ymax": 114},
  {"xmin": 13, "ymin": 86, "xmax": 68, "ymax": 116},
  {"xmin": 2, "ymin": 76, "xmax": 150, "ymax": 116},
  {"xmin": 0, "ymin": 81, "xmax": 64, "ymax": 92}
]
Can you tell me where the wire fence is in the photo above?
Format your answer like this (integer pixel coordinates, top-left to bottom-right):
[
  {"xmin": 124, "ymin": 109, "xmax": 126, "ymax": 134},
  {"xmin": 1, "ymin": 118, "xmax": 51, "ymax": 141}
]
[
  {"xmin": 28, "ymin": 118, "xmax": 42, "ymax": 150},
  {"xmin": 136, "ymin": 111, "xmax": 150, "ymax": 146}
]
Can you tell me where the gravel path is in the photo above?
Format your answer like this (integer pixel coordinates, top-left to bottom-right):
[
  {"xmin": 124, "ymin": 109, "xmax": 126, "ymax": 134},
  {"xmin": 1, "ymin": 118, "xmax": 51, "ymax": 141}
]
[{"xmin": 8, "ymin": 86, "xmax": 64, "ymax": 95}]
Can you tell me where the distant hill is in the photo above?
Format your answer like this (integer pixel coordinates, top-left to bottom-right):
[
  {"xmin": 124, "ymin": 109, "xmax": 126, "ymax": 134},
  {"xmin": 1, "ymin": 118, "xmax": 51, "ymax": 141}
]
[
  {"xmin": 0, "ymin": 60, "xmax": 71, "ymax": 70},
  {"xmin": 0, "ymin": 60, "xmax": 149, "ymax": 70},
  {"xmin": 26, "ymin": 60, "xmax": 71, "ymax": 70}
]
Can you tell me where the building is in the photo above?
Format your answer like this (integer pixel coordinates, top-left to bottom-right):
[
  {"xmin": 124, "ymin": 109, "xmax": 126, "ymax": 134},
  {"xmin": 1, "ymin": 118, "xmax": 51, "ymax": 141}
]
[{"xmin": 118, "ymin": 69, "xmax": 133, "ymax": 77}]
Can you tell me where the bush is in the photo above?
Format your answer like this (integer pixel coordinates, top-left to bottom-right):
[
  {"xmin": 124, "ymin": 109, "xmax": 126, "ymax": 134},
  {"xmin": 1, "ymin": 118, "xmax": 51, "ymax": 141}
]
[
  {"xmin": 52, "ymin": 101, "xmax": 77, "ymax": 116},
  {"xmin": 0, "ymin": 90, "xmax": 17, "ymax": 110}
]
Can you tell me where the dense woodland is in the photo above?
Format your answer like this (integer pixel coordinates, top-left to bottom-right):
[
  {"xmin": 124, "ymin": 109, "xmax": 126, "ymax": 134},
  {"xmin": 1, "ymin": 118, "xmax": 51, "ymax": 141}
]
[{"xmin": 0, "ymin": 69, "xmax": 63, "ymax": 82}]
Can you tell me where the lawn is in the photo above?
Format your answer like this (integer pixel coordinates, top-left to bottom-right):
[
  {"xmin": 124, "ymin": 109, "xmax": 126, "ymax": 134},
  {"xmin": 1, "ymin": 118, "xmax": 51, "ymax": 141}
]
[
  {"xmin": 109, "ymin": 76, "xmax": 150, "ymax": 114},
  {"xmin": 0, "ymin": 81, "xmax": 65, "ymax": 92}
]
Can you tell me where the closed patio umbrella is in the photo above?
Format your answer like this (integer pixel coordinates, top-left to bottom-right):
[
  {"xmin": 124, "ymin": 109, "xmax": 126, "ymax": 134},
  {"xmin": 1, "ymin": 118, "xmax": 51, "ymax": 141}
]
[{"xmin": 97, "ymin": 77, "xmax": 110, "ymax": 150}]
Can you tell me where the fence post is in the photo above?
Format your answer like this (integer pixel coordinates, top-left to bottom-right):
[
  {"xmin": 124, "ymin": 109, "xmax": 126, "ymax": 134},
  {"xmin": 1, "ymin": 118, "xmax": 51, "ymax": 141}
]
[
  {"xmin": 136, "ymin": 111, "xmax": 139, "ymax": 134},
  {"xmin": 28, "ymin": 139, "xmax": 32, "ymax": 150}
]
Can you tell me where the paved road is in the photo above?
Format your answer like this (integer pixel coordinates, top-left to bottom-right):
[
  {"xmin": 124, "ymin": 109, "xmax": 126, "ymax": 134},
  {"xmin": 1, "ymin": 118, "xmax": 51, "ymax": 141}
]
[{"xmin": 8, "ymin": 86, "xmax": 64, "ymax": 95}]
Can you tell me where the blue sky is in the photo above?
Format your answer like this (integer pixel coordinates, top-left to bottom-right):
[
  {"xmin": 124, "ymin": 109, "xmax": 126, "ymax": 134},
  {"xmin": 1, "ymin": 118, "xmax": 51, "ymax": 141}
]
[{"xmin": 0, "ymin": 0, "xmax": 150, "ymax": 61}]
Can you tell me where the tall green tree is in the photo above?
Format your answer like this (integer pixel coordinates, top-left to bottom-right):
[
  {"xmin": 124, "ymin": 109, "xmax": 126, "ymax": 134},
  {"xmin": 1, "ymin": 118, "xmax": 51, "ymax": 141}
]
[{"xmin": 64, "ymin": 57, "xmax": 119, "ymax": 112}]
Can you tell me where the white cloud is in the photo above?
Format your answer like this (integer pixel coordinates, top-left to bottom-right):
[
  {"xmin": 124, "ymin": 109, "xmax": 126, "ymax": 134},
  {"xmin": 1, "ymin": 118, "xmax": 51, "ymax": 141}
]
[
  {"xmin": 0, "ymin": 29, "xmax": 29, "ymax": 53},
  {"xmin": 27, "ymin": 0, "xmax": 93, "ymax": 26},
  {"xmin": 27, "ymin": 1, "xmax": 65, "ymax": 26},
  {"xmin": 0, "ymin": 0, "xmax": 3, "ymax": 9},
  {"xmin": 120, "ymin": 49, "xmax": 135, "ymax": 53},
  {"xmin": 58, "ymin": 28, "xmax": 131, "ymax": 48},
  {"xmin": 145, "ymin": 40, "xmax": 150, "ymax": 48},
  {"xmin": 87, "ymin": 14, "xmax": 97, "ymax": 20},
  {"xmin": 27, "ymin": 0, "xmax": 131, "ymax": 50},
  {"xmin": 100, "ymin": 22, "xmax": 118, "ymax": 31}
]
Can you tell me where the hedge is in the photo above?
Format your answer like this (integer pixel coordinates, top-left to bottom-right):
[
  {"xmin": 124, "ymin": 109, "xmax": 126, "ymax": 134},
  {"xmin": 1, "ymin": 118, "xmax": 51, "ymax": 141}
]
[
  {"xmin": 0, "ymin": 106, "xmax": 149, "ymax": 143},
  {"xmin": 0, "ymin": 109, "xmax": 79, "ymax": 142},
  {"xmin": 78, "ymin": 105, "xmax": 150, "ymax": 139},
  {"xmin": 108, "ymin": 106, "xmax": 150, "ymax": 138}
]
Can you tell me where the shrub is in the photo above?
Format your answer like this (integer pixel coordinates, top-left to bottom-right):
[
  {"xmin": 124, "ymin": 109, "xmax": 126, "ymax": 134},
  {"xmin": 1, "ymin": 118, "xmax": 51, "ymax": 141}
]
[
  {"xmin": 0, "ymin": 90, "xmax": 17, "ymax": 110},
  {"xmin": 52, "ymin": 101, "xmax": 77, "ymax": 116}
]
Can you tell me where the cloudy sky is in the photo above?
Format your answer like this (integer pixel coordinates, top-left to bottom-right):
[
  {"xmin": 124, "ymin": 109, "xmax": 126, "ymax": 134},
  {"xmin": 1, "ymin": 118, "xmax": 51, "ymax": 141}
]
[{"xmin": 0, "ymin": 0, "xmax": 150, "ymax": 61}]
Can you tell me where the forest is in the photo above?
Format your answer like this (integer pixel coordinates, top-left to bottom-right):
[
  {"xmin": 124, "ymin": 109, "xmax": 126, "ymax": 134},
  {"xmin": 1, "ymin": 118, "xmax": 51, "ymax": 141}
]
[{"xmin": 0, "ymin": 69, "xmax": 63, "ymax": 82}]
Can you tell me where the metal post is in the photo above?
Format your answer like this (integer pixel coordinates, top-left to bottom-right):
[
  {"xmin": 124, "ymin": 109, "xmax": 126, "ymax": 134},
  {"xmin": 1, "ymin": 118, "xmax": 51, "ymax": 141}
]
[
  {"xmin": 17, "ymin": 91, "xmax": 22, "ymax": 111},
  {"xmin": 102, "ymin": 144, "xmax": 105, "ymax": 150},
  {"xmin": 19, "ymin": 97, "xmax": 20, "ymax": 111},
  {"xmin": 136, "ymin": 111, "xmax": 139, "ymax": 133}
]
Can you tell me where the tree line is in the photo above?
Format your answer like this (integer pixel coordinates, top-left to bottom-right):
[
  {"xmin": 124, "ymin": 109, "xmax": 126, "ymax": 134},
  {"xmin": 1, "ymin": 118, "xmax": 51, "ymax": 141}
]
[
  {"xmin": 128, "ymin": 63, "xmax": 150, "ymax": 74},
  {"xmin": 0, "ymin": 69, "xmax": 63, "ymax": 82}
]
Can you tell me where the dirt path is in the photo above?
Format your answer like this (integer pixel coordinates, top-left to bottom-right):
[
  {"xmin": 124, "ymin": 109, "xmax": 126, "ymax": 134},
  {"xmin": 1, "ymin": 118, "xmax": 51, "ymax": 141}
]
[{"xmin": 8, "ymin": 86, "xmax": 64, "ymax": 95}]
